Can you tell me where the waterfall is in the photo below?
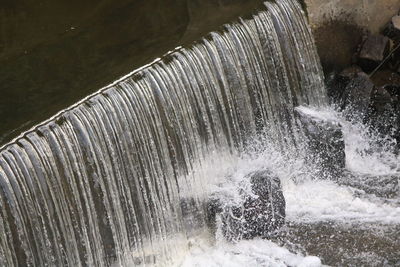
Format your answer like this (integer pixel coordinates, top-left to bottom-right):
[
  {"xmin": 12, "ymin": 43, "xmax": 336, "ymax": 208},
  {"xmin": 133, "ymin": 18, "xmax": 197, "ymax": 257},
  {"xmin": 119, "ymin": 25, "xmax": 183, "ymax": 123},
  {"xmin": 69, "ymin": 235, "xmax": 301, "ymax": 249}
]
[{"xmin": 0, "ymin": 0, "xmax": 327, "ymax": 266}]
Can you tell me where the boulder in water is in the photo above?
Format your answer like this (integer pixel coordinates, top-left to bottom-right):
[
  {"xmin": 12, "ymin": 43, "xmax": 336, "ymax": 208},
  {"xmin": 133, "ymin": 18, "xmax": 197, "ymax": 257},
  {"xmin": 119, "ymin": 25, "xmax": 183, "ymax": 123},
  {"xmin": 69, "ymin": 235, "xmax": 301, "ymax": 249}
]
[
  {"xmin": 342, "ymin": 71, "xmax": 375, "ymax": 117},
  {"xmin": 295, "ymin": 107, "xmax": 346, "ymax": 179},
  {"xmin": 369, "ymin": 85, "xmax": 400, "ymax": 149},
  {"xmin": 208, "ymin": 170, "xmax": 285, "ymax": 242},
  {"xmin": 327, "ymin": 65, "xmax": 363, "ymax": 106}
]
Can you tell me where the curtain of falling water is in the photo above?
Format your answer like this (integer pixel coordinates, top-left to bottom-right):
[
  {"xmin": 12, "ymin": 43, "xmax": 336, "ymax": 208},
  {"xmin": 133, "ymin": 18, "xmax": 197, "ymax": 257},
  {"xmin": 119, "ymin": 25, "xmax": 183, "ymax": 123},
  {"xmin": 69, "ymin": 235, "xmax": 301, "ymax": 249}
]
[{"xmin": 0, "ymin": 0, "xmax": 327, "ymax": 266}]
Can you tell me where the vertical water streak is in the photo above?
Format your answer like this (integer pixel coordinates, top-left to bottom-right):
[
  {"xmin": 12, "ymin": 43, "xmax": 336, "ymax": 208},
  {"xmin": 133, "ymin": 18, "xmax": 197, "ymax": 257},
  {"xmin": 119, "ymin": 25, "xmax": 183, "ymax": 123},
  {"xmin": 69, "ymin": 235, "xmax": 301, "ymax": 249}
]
[{"xmin": 0, "ymin": 0, "xmax": 326, "ymax": 266}]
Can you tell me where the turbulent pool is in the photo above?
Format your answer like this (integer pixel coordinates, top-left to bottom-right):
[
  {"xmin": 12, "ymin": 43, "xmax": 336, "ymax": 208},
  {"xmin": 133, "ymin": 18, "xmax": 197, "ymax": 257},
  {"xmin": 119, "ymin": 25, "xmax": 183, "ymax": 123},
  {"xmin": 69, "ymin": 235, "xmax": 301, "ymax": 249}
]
[{"xmin": 182, "ymin": 106, "xmax": 400, "ymax": 266}]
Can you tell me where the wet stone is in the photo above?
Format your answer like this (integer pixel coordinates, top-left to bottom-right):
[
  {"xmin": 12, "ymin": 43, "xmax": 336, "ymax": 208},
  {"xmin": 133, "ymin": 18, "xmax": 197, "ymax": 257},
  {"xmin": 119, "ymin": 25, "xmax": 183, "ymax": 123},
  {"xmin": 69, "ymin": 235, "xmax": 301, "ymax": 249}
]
[
  {"xmin": 342, "ymin": 71, "xmax": 375, "ymax": 117},
  {"xmin": 295, "ymin": 107, "xmax": 345, "ymax": 179},
  {"xmin": 371, "ymin": 86, "xmax": 393, "ymax": 113},
  {"xmin": 327, "ymin": 65, "xmax": 363, "ymax": 106},
  {"xmin": 369, "ymin": 85, "xmax": 400, "ymax": 144},
  {"xmin": 358, "ymin": 34, "xmax": 390, "ymax": 71}
]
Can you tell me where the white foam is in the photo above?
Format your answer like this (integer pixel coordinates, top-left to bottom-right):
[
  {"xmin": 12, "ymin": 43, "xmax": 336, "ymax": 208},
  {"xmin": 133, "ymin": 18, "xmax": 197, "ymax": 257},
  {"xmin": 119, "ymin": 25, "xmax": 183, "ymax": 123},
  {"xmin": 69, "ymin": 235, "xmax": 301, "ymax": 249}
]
[
  {"xmin": 284, "ymin": 179, "xmax": 400, "ymax": 224},
  {"xmin": 180, "ymin": 238, "xmax": 322, "ymax": 267},
  {"xmin": 341, "ymin": 120, "xmax": 400, "ymax": 176},
  {"xmin": 295, "ymin": 105, "xmax": 339, "ymax": 123}
]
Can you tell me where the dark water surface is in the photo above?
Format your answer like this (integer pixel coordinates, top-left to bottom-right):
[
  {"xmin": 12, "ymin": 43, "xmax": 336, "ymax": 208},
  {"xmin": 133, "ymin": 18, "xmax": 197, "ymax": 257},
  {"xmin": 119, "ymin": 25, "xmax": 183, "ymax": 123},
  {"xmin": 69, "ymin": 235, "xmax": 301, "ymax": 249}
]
[
  {"xmin": 276, "ymin": 222, "xmax": 400, "ymax": 266},
  {"xmin": 0, "ymin": 0, "xmax": 263, "ymax": 145}
]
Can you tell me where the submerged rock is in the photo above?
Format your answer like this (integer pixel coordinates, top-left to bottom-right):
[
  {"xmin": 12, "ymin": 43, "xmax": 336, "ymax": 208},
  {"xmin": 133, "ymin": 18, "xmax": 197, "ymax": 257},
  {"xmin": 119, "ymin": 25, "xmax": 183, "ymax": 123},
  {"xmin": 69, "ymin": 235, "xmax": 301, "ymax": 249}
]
[
  {"xmin": 208, "ymin": 170, "xmax": 285, "ymax": 242},
  {"xmin": 295, "ymin": 107, "xmax": 345, "ymax": 179}
]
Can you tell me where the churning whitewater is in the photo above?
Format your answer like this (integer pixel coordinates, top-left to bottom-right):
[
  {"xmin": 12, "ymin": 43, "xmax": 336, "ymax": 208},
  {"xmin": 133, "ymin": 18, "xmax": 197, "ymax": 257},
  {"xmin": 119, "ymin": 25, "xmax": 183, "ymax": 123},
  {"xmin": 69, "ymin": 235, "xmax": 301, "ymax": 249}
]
[
  {"xmin": 181, "ymin": 106, "xmax": 400, "ymax": 266},
  {"xmin": 1, "ymin": 0, "xmax": 398, "ymax": 265}
]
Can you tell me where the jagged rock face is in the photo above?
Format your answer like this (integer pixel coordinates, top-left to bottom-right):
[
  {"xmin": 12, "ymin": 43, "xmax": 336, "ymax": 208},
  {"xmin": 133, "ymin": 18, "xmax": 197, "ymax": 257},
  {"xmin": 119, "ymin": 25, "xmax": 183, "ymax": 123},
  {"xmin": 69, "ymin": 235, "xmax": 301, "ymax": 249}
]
[{"xmin": 208, "ymin": 170, "xmax": 286, "ymax": 242}]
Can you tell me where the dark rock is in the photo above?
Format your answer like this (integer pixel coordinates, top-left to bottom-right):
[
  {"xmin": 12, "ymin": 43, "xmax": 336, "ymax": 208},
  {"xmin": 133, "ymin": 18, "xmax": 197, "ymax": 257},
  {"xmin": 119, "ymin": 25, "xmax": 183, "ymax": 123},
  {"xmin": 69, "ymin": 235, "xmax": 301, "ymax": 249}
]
[
  {"xmin": 371, "ymin": 70, "xmax": 400, "ymax": 87},
  {"xmin": 388, "ymin": 42, "xmax": 400, "ymax": 71},
  {"xmin": 208, "ymin": 170, "xmax": 286, "ymax": 242},
  {"xmin": 339, "ymin": 172, "xmax": 400, "ymax": 199},
  {"xmin": 327, "ymin": 66, "xmax": 363, "ymax": 106},
  {"xmin": 383, "ymin": 15, "xmax": 400, "ymax": 41},
  {"xmin": 384, "ymin": 84, "xmax": 400, "ymax": 101},
  {"xmin": 371, "ymin": 87, "xmax": 393, "ymax": 113},
  {"xmin": 339, "ymin": 65, "xmax": 364, "ymax": 81},
  {"xmin": 369, "ymin": 85, "xmax": 400, "ymax": 145},
  {"xmin": 326, "ymin": 72, "xmax": 345, "ymax": 106},
  {"xmin": 358, "ymin": 34, "xmax": 390, "ymax": 72},
  {"xmin": 370, "ymin": 87, "xmax": 395, "ymax": 136},
  {"xmin": 342, "ymin": 71, "xmax": 375, "ymax": 117},
  {"xmin": 295, "ymin": 107, "xmax": 345, "ymax": 179}
]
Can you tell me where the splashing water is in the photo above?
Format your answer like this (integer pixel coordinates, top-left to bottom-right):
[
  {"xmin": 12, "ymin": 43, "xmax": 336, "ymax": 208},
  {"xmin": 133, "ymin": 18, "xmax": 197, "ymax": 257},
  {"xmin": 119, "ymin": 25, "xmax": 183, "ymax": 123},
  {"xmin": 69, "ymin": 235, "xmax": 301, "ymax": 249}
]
[
  {"xmin": 181, "ymin": 105, "xmax": 400, "ymax": 266},
  {"xmin": 181, "ymin": 238, "xmax": 322, "ymax": 267},
  {"xmin": 0, "ymin": 0, "xmax": 398, "ymax": 264},
  {"xmin": 0, "ymin": 0, "xmax": 327, "ymax": 266}
]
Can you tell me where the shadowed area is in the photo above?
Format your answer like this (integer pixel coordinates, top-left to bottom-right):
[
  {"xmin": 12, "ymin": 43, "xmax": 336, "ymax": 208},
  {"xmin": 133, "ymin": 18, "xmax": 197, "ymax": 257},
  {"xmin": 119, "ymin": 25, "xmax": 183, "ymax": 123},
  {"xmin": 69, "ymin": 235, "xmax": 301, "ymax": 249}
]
[
  {"xmin": 0, "ymin": 0, "xmax": 263, "ymax": 145},
  {"xmin": 312, "ymin": 20, "xmax": 364, "ymax": 73}
]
